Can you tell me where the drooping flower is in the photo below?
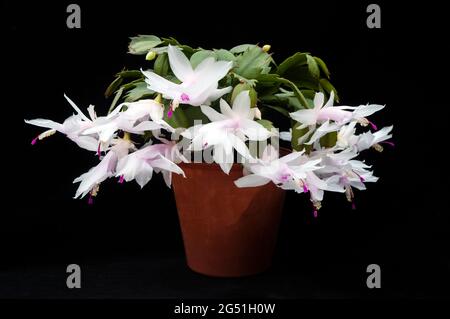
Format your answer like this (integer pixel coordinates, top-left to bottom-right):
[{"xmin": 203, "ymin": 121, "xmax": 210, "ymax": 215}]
[
  {"xmin": 73, "ymin": 138, "xmax": 136, "ymax": 200},
  {"xmin": 142, "ymin": 45, "xmax": 233, "ymax": 112},
  {"xmin": 82, "ymin": 99, "xmax": 174, "ymax": 144},
  {"xmin": 182, "ymin": 91, "xmax": 273, "ymax": 174},
  {"xmin": 289, "ymin": 91, "xmax": 385, "ymax": 145},
  {"xmin": 312, "ymin": 149, "xmax": 378, "ymax": 208},
  {"xmin": 356, "ymin": 125, "xmax": 394, "ymax": 152},
  {"xmin": 234, "ymin": 145, "xmax": 340, "ymax": 204},
  {"xmin": 115, "ymin": 139, "xmax": 186, "ymax": 189},
  {"xmin": 25, "ymin": 94, "xmax": 121, "ymax": 152}
]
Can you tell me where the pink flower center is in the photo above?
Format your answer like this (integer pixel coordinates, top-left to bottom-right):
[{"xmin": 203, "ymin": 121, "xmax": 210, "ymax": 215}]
[
  {"xmin": 118, "ymin": 175, "xmax": 124, "ymax": 184},
  {"xmin": 351, "ymin": 202, "xmax": 356, "ymax": 210},
  {"xmin": 167, "ymin": 105, "xmax": 173, "ymax": 118},
  {"xmin": 97, "ymin": 143, "xmax": 101, "ymax": 159},
  {"xmin": 88, "ymin": 195, "xmax": 94, "ymax": 205},
  {"xmin": 313, "ymin": 209, "xmax": 318, "ymax": 218},
  {"xmin": 180, "ymin": 93, "xmax": 190, "ymax": 102}
]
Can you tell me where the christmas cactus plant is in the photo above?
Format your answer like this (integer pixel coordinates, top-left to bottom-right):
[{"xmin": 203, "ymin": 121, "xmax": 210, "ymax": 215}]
[{"xmin": 26, "ymin": 35, "xmax": 393, "ymax": 214}]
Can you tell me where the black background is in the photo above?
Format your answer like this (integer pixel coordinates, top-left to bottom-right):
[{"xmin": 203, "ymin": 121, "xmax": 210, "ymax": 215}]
[{"xmin": 1, "ymin": 0, "xmax": 449, "ymax": 301}]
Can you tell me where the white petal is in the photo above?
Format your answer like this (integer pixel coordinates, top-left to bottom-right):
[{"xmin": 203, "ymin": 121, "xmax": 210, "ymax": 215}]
[
  {"xmin": 234, "ymin": 174, "xmax": 271, "ymax": 188},
  {"xmin": 167, "ymin": 45, "xmax": 194, "ymax": 82},
  {"xmin": 232, "ymin": 90, "xmax": 251, "ymax": 118},
  {"xmin": 313, "ymin": 92, "xmax": 325, "ymax": 109},
  {"xmin": 352, "ymin": 104, "xmax": 385, "ymax": 119},
  {"xmin": 25, "ymin": 118, "xmax": 62, "ymax": 131},
  {"xmin": 290, "ymin": 109, "xmax": 318, "ymax": 126},
  {"xmin": 200, "ymin": 105, "xmax": 227, "ymax": 122}
]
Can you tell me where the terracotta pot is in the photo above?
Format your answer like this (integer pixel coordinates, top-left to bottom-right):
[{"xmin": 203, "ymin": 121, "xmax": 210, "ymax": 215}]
[{"xmin": 172, "ymin": 163, "xmax": 286, "ymax": 277}]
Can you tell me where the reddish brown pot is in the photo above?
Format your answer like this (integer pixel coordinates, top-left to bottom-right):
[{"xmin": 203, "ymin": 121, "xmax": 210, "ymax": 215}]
[{"xmin": 172, "ymin": 163, "xmax": 286, "ymax": 277}]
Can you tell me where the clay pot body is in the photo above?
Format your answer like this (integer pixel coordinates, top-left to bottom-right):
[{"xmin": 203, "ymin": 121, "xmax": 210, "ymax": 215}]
[{"xmin": 172, "ymin": 163, "xmax": 285, "ymax": 277}]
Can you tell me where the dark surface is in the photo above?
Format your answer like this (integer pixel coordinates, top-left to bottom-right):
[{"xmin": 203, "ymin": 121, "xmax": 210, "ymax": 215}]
[{"xmin": 1, "ymin": 0, "xmax": 448, "ymax": 299}]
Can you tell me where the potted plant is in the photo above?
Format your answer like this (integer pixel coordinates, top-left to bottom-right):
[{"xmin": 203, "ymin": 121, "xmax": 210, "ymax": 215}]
[{"xmin": 25, "ymin": 35, "xmax": 393, "ymax": 277}]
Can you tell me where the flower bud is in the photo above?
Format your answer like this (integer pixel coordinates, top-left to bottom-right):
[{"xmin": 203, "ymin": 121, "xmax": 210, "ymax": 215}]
[
  {"xmin": 262, "ymin": 44, "xmax": 271, "ymax": 52},
  {"xmin": 145, "ymin": 51, "xmax": 157, "ymax": 61}
]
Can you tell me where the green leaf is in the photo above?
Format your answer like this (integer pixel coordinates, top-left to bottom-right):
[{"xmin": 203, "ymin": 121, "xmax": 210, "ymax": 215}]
[
  {"xmin": 108, "ymin": 87, "xmax": 124, "ymax": 114},
  {"xmin": 190, "ymin": 50, "xmax": 215, "ymax": 69},
  {"xmin": 154, "ymin": 53, "xmax": 169, "ymax": 76},
  {"xmin": 291, "ymin": 122, "xmax": 312, "ymax": 152},
  {"xmin": 124, "ymin": 82, "xmax": 154, "ymax": 102},
  {"xmin": 234, "ymin": 46, "xmax": 272, "ymax": 79},
  {"xmin": 276, "ymin": 52, "xmax": 308, "ymax": 76},
  {"xmin": 128, "ymin": 35, "xmax": 162, "ymax": 55},
  {"xmin": 256, "ymin": 119, "xmax": 274, "ymax": 130},
  {"xmin": 214, "ymin": 49, "xmax": 236, "ymax": 61},
  {"xmin": 116, "ymin": 70, "xmax": 143, "ymax": 79},
  {"xmin": 319, "ymin": 131, "xmax": 337, "ymax": 148},
  {"xmin": 319, "ymin": 78, "xmax": 340, "ymax": 103},
  {"xmin": 314, "ymin": 56, "xmax": 330, "ymax": 79},
  {"xmin": 183, "ymin": 106, "xmax": 209, "ymax": 126},
  {"xmin": 165, "ymin": 105, "xmax": 190, "ymax": 128},
  {"xmin": 230, "ymin": 44, "xmax": 256, "ymax": 54},
  {"xmin": 306, "ymin": 54, "xmax": 320, "ymax": 79},
  {"xmin": 104, "ymin": 76, "xmax": 123, "ymax": 98}
]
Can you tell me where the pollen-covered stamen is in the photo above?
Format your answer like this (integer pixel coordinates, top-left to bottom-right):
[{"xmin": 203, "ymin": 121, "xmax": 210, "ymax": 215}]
[
  {"xmin": 345, "ymin": 186, "xmax": 354, "ymax": 202},
  {"xmin": 31, "ymin": 129, "xmax": 57, "ymax": 145},
  {"xmin": 180, "ymin": 93, "xmax": 190, "ymax": 102},
  {"xmin": 373, "ymin": 143, "xmax": 384, "ymax": 152},
  {"xmin": 357, "ymin": 117, "xmax": 377, "ymax": 130},
  {"xmin": 312, "ymin": 201, "xmax": 321, "ymax": 218}
]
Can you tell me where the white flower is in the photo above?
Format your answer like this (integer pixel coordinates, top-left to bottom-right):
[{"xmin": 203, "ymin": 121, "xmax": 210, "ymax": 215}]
[
  {"xmin": 25, "ymin": 94, "xmax": 120, "ymax": 152},
  {"xmin": 234, "ymin": 145, "xmax": 337, "ymax": 204},
  {"xmin": 116, "ymin": 139, "xmax": 186, "ymax": 189},
  {"xmin": 289, "ymin": 91, "xmax": 385, "ymax": 145},
  {"xmin": 73, "ymin": 138, "xmax": 136, "ymax": 200},
  {"xmin": 182, "ymin": 91, "xmax": 273, "ymax": 174},
  {"xmin": 313, "ymin": 149, "xmax": 378, "ymax": 208},
  {"xmin": 83, "ymin": 99, "xmax": 174, "ymax": 144},
  {"xmin": 356, "ymin": 125, "xmax": 394, "ymax": 151},
  {"xmin": 142, "ymin": 45, "xmax": 233, "ymax": 110}
]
